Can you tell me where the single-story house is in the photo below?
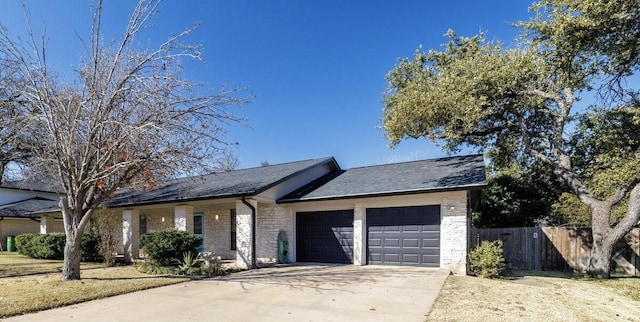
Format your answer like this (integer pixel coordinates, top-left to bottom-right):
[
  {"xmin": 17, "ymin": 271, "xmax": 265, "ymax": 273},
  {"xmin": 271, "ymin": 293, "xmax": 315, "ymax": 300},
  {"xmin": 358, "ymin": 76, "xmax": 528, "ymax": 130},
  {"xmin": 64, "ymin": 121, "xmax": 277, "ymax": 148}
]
[
  {"xmin": 0, "ymin": 181, "xmax": 64, "ymax": 250},
  {"xmin": 107, "ymin": 154, "xmax": 486, "ymax": 274}
]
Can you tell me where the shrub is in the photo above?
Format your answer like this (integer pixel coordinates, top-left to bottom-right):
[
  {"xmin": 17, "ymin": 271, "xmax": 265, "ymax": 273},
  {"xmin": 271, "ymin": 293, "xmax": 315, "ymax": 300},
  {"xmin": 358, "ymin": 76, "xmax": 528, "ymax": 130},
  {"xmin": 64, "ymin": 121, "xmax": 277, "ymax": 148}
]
[
  {"xmin": 469, "ymin": 240, "xmax": 505, "ymax": 278},
  {"xmin": 135, "ymin": 260, "xmax": 174, "ymax": 275},
  {"xmin": 81, "ymin": 227, "xmax": 103, "ymax": 262},
  {"xmin": 140, "ymin": 229, "xmax": 202, "ymax": 266},
  {"xmin": 15, "ymin": 233, "xmax": 37, "ymax": 256},
  {"xmin": 15, "ymin": 233, "xmax": 65, "ymax": 259},
  {"xmin": 174, "ymin": 252, "xmax": 228, "ymax": 277},
  {"xmin": 16, "ymin": 231, "xmax": 103, "ymax": 262},
  {"xmin": 92, "ymin": 211, "xmax": 121, "ymax": 266}
]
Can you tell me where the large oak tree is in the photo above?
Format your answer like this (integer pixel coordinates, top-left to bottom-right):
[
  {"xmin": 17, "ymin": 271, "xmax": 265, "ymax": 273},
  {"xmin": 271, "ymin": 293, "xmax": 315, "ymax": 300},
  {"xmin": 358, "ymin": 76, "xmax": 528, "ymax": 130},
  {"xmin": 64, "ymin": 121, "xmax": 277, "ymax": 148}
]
[
  {"xmin": 0, "ymin": 0, "xmax": 247, "ymax": 280},
  {"xmin": 382, "ymin": 0, "xmax": 640, "ymax": 278}
]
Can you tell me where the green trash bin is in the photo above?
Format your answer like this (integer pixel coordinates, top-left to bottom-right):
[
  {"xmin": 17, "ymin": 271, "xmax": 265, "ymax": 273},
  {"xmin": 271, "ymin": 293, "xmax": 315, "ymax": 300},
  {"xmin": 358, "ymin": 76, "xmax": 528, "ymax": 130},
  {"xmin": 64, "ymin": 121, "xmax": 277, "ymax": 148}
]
[{"xmin": 7, "ymin": 236, "xmax": 15, "ymax": 252}]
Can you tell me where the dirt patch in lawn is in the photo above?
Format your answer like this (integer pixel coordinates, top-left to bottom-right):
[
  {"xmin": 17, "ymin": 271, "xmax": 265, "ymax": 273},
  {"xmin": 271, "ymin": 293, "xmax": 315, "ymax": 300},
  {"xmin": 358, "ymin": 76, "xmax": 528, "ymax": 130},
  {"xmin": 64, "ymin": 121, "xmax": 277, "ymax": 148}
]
[{"xmin": 427, "ymin": 272, "xmax": 640, "ymax": 322}]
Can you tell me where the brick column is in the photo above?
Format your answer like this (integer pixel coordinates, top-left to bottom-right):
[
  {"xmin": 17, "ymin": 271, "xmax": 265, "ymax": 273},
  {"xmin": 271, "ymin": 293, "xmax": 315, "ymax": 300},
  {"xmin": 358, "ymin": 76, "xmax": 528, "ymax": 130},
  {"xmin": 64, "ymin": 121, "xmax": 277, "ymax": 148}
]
[
  {"xmin": 174, "ymin": 205, "xmax": 194, "ymax": 232},
  {"xmin": 123, "ymin": 209, "xmax": 140, "ymax": 263},
  {"xmin": 441, "ymin": 191, "xmax": 469, "ymax": 274},
  {"xmin": 235, "ymin": 199, "xmax": 257, "ymax": 268},
  {"xmin": 353, "ymin": 203, "xmax": 366, "ymax": 266}
]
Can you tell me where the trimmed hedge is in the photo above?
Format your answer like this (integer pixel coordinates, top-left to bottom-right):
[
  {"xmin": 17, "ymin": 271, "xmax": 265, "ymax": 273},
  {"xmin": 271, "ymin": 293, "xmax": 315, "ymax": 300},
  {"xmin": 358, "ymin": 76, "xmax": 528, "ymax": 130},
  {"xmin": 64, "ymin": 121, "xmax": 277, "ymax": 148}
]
[
  {"xmin": 16, "ymin": 233, "xmax": 65, "ymax": 259},
  {"xmin": 15, "ymin": 231, "xmax": 103, "ymax": 262},
  {"xmin": 140, "ymin": 229, "xmax": 202, "ymax": 266}
]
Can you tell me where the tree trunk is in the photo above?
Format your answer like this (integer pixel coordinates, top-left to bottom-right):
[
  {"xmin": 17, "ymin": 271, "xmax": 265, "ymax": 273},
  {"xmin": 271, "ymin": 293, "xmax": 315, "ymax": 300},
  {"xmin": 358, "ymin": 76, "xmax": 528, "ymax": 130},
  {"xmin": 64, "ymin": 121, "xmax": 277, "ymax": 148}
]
[
  {"xmin": 587, "ymin": 231, "xmax": 615, "ymax": 278},
  {"xmin": 60, "ymin": 198, "xmax": 91, "ymax": 281},
  {"xmin": 586, "ymin": 202, "xmax": 614, "ymax": 278},
  {"xmin": 61, "ymin": 229, "xmax": 83, "ymax": 280}
]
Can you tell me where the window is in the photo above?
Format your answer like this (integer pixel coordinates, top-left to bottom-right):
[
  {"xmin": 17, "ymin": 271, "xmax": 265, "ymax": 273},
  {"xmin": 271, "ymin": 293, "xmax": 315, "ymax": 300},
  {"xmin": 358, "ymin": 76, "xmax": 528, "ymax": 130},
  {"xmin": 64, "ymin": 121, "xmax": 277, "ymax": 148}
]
[
  {"xmin": 230, "ymin": 209, "xmax": 237, "ymax": 250},
  {"xmin": 193, "ymin": 212, "xmax": 204, "ymax": 253},
  {"xmin": 194, "ymin": 213, "xmax": 203, "ymax": 235},
  {"xmin": 139, "ymin": 215, "xmax": 147, "ymax": 234}
]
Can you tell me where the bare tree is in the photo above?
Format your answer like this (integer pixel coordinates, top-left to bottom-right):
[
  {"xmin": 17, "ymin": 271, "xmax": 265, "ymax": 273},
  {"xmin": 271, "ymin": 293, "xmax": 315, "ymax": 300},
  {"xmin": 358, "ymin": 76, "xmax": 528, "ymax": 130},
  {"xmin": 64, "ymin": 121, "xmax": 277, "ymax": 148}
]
[
  {"xmin": 0, "ymin": 0, "xmax": 248, "ymax": 280},
  {"xmin": 0, "ymin": 40, "xmax": 31, "ymax": 184},
  {"xmin": 213, "ymin": 149, "xmax": 240, "ymax": 172}
]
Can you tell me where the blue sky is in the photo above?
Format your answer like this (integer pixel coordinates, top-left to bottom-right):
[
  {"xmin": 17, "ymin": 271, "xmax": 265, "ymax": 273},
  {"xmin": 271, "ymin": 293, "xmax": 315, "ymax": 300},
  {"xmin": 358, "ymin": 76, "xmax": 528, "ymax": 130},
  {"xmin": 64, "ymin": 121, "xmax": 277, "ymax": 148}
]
[{"xmin": 0, "ymin": 0, "xmax": 533, "ymax": 169}]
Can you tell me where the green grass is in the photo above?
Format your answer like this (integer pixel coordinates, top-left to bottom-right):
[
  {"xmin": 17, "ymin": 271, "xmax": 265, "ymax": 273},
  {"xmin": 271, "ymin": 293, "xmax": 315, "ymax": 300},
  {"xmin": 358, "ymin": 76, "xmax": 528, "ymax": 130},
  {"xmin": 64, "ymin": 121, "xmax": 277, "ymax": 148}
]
[
  {"xmin": 0, "ymin": 252, "xmax": 104, "ymax": 277},
  {"xmin": 0, "ymin": 252, "xmax": 190, "ymax": 318}
]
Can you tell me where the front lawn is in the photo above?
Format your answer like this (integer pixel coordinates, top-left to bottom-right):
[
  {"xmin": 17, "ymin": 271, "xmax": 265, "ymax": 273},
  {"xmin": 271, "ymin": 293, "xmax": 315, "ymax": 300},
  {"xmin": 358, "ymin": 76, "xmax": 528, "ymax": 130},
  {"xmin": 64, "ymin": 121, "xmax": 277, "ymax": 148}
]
[
  {"xmin": 0, "ymin": 252, "xmax": 104, "ymax": 278},
  {"xmin": 0, "ymin": 253, "xmax": 190, "ymax": 318},
  {"xmin": 427, "ymin": 271, "xmax": 640, "ymax": 321}
]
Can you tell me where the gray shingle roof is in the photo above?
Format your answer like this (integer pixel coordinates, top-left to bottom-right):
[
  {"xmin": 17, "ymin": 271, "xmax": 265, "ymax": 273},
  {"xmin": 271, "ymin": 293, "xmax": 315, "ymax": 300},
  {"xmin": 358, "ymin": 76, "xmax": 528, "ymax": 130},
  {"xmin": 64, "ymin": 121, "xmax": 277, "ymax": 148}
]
[
  {"xmin": 278, "ymin": 154, "xmax": 486, "ymax": 203},
  {"xmin": 0, "ymin": 197, "xmax": 60, "ymax": 218},
  {"xmin": 107, "ymin": 157, "xmax": 337, "ymax": 207},
  {"xmin": 0, "ymin": 180, "xmax": 63, "ymax": 193}
]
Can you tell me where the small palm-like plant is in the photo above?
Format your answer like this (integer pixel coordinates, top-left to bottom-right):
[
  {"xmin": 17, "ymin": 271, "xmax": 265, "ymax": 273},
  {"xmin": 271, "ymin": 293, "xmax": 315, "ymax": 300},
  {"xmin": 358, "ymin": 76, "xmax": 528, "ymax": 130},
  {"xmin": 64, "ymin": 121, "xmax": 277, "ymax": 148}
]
[{"xmin": 176, "ymin": 252, "xmax": 201, "ymax": 275}]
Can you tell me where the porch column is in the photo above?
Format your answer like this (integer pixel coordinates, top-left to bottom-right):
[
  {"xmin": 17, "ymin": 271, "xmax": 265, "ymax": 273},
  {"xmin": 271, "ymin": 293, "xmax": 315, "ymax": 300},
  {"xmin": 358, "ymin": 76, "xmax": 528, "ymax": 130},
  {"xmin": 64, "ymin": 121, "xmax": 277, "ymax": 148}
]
[
  {"xmin": 441, "ymin": 192, "xmax": 469, "ymax": 275},
  {"xmin": 235, "ymin": 199, "xmax": 257, "ymax": 268},
  {"xmin": 122, "ymin": 209, "xmax": 140, "ymax": 263},
  {"xmin": 353, "ymin": 203, "xmax": 366, "ymax": 266},
  {"xmin": 174, "ymin": 205, "xmax": 194, "ymax": 232},
  {"xmin": 40, "ymin": 215, "xmax": 49, "ymax": 234}
]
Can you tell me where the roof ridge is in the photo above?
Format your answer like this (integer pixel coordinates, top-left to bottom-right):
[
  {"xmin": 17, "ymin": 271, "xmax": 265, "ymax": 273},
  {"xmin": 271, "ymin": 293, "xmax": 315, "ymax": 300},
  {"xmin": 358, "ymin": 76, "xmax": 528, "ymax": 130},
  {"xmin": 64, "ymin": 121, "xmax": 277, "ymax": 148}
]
[{"xmin": 346, "ymin": 154, "xmax": 484, "ymax": 171}]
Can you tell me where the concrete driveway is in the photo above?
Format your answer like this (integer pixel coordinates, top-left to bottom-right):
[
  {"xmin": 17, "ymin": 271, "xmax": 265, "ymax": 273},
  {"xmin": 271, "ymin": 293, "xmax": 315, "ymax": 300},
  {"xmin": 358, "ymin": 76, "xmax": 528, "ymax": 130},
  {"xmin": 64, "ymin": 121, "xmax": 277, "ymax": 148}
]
[{"xmin": 4, "ymin": 264, "xmax": 449, "ymax": 322}]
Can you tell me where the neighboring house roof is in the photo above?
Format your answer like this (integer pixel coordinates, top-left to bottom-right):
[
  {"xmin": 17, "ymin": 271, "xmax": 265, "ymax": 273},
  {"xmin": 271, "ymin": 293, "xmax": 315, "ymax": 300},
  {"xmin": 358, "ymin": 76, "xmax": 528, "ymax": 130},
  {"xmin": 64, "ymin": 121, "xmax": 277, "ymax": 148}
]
[
  {"xmin": 108, "ymin": 157, "xmax": 339, "ymax": 207},
  {"xmin": 0, "ymin": 179, "xmax": 63, "ymax": 194},
  {"xmin": 278, "ymin": 154, "xmax": 486, "ymax": 203},
  {"xmin": 0, "ymin": 197, "xmax": 60, "ymax": 218}
]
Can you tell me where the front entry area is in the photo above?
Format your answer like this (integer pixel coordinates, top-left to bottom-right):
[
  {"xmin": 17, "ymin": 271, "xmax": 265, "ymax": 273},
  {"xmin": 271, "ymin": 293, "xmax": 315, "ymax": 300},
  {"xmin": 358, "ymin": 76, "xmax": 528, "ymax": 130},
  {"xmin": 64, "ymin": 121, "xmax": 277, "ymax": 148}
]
[
  {"xmin": 367, "ymin": 205, "xmax": 441, "ymax": 267},
  {"xmin": 296, "ymin": 210, "xmax": 354, "ymax": 263}
]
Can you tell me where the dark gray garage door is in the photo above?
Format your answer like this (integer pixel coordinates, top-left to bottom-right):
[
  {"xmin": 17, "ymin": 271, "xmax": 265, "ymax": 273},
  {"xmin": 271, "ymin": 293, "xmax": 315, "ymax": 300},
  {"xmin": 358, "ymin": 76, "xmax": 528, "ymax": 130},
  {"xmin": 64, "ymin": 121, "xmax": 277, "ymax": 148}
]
[
  {"xmin": 367, "ymin": 205, "xmax": 440, "ymax": 267},
  {"xmin": 296, "ymin": 210, "xmax": 354, "ymax": 264}
]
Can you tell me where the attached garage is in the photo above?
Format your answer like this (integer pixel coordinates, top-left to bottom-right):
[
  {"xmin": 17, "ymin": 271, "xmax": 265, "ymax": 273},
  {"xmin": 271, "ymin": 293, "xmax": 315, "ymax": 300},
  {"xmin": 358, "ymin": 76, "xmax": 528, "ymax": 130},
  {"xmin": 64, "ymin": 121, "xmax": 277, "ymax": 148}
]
[
  {"xmin": 367, "ymin": 205, "xmax": 440, "ymax": 267},
  {"xmin": 279, "ymin": 154, "xmax": 486, "ymax": 274},
  {"xmin": 296, "ymin": 210, "xmax": 354, "ymax": 263}
]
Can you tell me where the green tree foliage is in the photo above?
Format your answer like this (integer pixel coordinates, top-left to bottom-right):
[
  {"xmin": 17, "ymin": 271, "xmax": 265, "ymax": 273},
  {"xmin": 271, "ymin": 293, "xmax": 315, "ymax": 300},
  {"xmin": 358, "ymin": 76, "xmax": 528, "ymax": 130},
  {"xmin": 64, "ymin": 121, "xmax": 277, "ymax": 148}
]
[
  {"xmin": 521, "ymin": 0, "xmax": 640, "ymax": 97},
  {"xmin": 548, "ymin": 192, "xmax": 591, "ymax": 226},
  {"xmin": 383, "ymin": 0, "xmax": 640, "ymax": 278},
  {"xmin": 475, "ymin": 162, "xmax": 565, "ymax": 228}
]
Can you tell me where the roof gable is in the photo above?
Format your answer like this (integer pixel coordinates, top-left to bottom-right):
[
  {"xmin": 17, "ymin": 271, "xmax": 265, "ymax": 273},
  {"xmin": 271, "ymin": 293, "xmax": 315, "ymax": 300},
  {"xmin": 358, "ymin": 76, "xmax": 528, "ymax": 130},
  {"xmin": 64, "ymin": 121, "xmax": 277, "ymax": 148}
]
[
  {"xmin": 108, "ymin": 157, "xmax": 338, "ymax": 207},
  {"xmin": 279, "ymin": 154, "xmax": 486, "ymax": 203},
  {"xmin": 0, "ymin": 197, "xmax": 60, "ymax": 218}
]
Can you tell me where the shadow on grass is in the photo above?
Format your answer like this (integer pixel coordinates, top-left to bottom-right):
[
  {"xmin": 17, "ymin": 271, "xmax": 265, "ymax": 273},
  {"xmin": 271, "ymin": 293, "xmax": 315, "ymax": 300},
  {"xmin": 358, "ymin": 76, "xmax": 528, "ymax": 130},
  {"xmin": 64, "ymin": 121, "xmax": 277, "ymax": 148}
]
[
  {"xmin": 83, "ymin": 275, "xmax": 188, "ymax": 281},
  {"xmin": 0, "ymin": 265, "xmax": 109, "ymax": 278},
  {"xmin": 505, "ymin": 269, "xmax": 640, "ymax": 282},
  {"xmin": 503, "ymin": 270, "xmax": 575, "ymax": 279}
]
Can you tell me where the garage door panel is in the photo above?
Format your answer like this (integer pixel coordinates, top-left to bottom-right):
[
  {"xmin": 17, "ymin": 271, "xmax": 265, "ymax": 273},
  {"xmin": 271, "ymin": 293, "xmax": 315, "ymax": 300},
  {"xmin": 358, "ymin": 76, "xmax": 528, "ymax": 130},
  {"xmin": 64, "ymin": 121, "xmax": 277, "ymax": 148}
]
[
  {"xmin": 402, "ymin": 254, "xmax": 420, "ymax": 263},
  {"xmin": 383, "ymin": 238, "xmax": 400, "ymax": 247},
  {"xmin": 384, "ymin": 254, "xmax": 400, "ymax": 262},
  {"xmin": 402, "ymin": 238, "xmax": 420, "ymax": 248},
  {"xmin": 422, "ymin": 238, "xmax": 439, "ymax": 248},
  {"xmin": 401, "ymin": 225, "xmax": 420, "ymax": 232},
  {"xmin": 367, "ymin": 205, "xmax": 441, "ymax": 267},
  {"xmin": 297, "ymin": 210, "xmax": 354, "ymax": 264}
]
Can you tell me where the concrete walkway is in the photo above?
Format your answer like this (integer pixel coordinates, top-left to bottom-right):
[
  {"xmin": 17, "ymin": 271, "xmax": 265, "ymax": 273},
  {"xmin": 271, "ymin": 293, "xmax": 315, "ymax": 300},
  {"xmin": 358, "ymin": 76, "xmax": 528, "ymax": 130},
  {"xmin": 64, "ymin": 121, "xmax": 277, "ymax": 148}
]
[{"xmin": 4, "ymin": 264, "xmax": 449, "ymax": 322}]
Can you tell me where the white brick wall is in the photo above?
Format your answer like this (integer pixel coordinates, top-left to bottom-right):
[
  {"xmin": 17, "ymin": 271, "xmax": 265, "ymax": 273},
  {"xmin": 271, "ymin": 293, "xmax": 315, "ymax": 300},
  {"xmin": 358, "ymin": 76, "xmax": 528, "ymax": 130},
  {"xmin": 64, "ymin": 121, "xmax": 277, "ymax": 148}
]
[
  {"xmin": 203, "ymin": 209, "xmax": 233, "ymax": 259},
  {"xmin": 440, "ymin": 192, "xmax": 468, "ymax": 274},
  {"xmin": 353, "ymin": 203, "xmax": 366, "ymax": 265},
  {"xmin": 235, "ymin": 200, "xmax": 256, "ymax": 268},
  {"xmin": 256, "ymin": 205, "xmax": 293, "ymax": 264}
]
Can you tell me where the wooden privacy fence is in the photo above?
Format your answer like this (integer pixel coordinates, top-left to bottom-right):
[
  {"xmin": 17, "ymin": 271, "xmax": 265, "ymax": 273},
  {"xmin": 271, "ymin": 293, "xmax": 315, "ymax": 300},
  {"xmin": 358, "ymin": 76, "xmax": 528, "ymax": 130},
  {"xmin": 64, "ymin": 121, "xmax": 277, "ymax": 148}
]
[{"xmin": 470, "ymin": 227, "xmax": 640, "ymax": 275}]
